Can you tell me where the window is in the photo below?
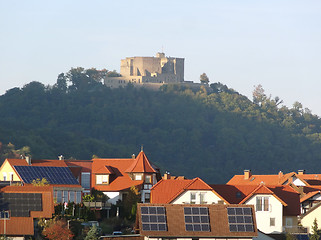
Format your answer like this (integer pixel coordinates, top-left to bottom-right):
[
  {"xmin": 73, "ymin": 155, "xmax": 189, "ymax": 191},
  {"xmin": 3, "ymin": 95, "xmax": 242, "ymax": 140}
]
[
  {"xmin": 134, "ymin": 174, "xmax": 142, "ymax": 180},
  {"xmin": 145, "ymin": 175, "xmax": 151, "ymax": 183},
  {"xmin": 63, "ymin": 191, "xmax": 68, "ymax": 203},
  {"xmin": 57, "ymin": 191, "xmax": 62, "ymax": 203},
  {"xmin": 9, "ymin": 172, "xmax": 13, "ymax": 181},
  {"xmin": 76, "ymin": 191, "xmax": 81, "ymax": 204},
  {"xmin": 190, "ymin": 192, "xmax": 196, "ymax": 204},
  {"xmin": 96, "ymin": 175, "xmax": 108, "ymax": 184},
  {"xmin": 200, "ymin": 193, "xmax": 206, "ymax": 204},
  {"xmin": 70, "ymin": 191, "xmax": 75, "ymax": 202},
  {"xmin": 270, "ymin": 218, "xmax": 275, "ymax": 226},
  {"xmin": 3, "ymin": 173, "xmax": 6, "ymax": 181},
  {"xmin": 256, "ymin": 196, "xmax": 269, "ymax": 211},
  {"xmin": 145, "ymin": 193, "xmax": 150, "ymax": 203},
  {"xmin": 286, "ymin": 217, "xmax": 293, "ymax": 227},
  {"xmin": 81, "ymin": 172, "xmax": 90, "ymax": 189}
]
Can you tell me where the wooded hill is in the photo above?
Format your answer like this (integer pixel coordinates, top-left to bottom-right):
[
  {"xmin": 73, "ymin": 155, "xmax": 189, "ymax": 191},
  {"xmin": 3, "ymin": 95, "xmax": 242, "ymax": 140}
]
[{"xmin": 1, "ymin": 67, "xmax": 321, "ymax": 183}]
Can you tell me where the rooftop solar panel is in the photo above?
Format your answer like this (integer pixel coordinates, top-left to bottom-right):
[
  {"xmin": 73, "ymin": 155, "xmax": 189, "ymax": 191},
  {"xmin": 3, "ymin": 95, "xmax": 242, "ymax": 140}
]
[
  {"xmin": 227, "ymin": 207, "xmax": 254, "ymax": 232},
  {"xmin": 141, "ymin": 206, "xmax": 167, "ymax": 231},
  {"xmin": 14, "ymin": 166, "xmax": 79, "ymax": 185},
  {"xmin": 184, "ymin": 207, "xmax": 210, "ymax": 232}
]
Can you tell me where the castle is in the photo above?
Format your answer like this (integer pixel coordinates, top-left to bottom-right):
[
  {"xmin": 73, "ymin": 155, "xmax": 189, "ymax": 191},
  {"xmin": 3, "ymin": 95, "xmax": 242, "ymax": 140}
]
[{"xmin": 104, "ymin": 52, "xmax": 185, "ymax": 89}]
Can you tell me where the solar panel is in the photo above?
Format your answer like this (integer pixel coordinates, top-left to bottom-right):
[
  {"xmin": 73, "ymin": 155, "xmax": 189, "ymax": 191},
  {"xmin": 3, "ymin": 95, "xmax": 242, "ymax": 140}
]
[
  {"xmin": 0, "ymin": 193, "xmax": 42, "ymax": 217},
  {"xmin": 141, "ymin": 206, "xmax": 167, "ymax": 231},
  {"xmin": 14, "ymin": 166, "xmax": 79, "ymax": 185},
  {"xmin": 184, "ymin": 207, "xmax": 210, "ymax": 232},
  {"xmin": 227, "ymin": 207, "xmax": 254, "ymax": 232}
]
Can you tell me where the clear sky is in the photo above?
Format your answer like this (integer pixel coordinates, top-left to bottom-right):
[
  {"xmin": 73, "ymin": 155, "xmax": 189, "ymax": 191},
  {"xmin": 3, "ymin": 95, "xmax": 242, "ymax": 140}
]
[{"xmin": 1, "ymin": 1, "xmax": 321, "ymax": 115}]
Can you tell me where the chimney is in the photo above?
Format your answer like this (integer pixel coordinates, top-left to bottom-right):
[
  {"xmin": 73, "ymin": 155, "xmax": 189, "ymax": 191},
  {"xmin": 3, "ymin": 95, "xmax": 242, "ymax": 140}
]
[
  {"xmin": 25, "ymin": 156, "xmax": 31, "ymax": 165},
  {"xmin": 163, "ymin": 172, "xmax": 171, "ymax": 180},
  {"xmin": 298, "ymin": 170, "xmax": 306, "ymax": 175},
  {"xmin": 132, "ymin": 154, "xmax": 135, "ymax": 159},
  {"xmin": 278, "ymin": 171, "xmax": 283, "ymax": 178},
  {"xmin": 58, "ymin": 155, "xmax": 64, "ymax": 160},
  {"xmin": 244, "ymin": 170, "xmax": 251, "ymax": 180}
]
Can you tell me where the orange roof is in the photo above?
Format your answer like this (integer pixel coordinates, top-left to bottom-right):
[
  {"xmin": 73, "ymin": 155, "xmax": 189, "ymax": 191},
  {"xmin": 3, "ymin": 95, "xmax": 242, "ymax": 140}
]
[
  {"xmin": 300, "ymin": 190, "xmax": 321, "ymax": 203},
  {"xmin": 1, "ymin": 185, "xmax": 54, "ymax": 218},
  {"xmin": 238, "ymin": 184, "xmax": 300, "ymax": 216},
  {"xmin": 227, "ymin": 172, "xmax": 296, "ymax": 185},
  {"xmin": 0, "ymin": 185, "xmax": 55, "ymax": 235},
  {"xmin": 151, "ymin": 177, "xmax": 221, "ymax": 204},
  {"xmin": 0, "ymin": 217, "xmax": 34, "ymax": 235},
  {"xmin": 92, "ymin": 158, "xmax": 144, "ymax": 192},
  {"xmin": 6, "ymin": 158, "xmax": 69, "ymax": 167},
  {"xmin": 126, "ymin": 151, "xmax": 156, "ymax": 173}
]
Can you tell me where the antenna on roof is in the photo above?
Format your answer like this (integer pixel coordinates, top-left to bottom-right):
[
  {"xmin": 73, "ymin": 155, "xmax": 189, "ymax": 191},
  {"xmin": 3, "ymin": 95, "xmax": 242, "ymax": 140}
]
[{"xmin": 141, "ymin": 145, "xmax": 144, "ymax": 152}]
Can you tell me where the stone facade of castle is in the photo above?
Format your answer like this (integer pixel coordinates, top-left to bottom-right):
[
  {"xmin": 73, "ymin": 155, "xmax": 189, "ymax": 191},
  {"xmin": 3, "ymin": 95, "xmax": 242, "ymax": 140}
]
[{"xmin": 104, "ymin": 52, "xmax": 185, "ymax": 89}]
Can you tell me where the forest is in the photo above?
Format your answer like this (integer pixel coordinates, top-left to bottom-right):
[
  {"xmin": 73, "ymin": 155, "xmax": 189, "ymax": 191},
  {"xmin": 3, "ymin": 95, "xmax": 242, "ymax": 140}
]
[{"xmin": 1, "ymin": 67, "xmax": 321, "ymax": 183}]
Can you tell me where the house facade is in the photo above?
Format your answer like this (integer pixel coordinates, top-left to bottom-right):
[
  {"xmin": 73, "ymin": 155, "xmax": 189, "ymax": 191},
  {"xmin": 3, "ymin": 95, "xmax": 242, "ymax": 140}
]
[
  {"xmin": 91, "ymin": 151, "xmax": 160, "ymax": 204},
  {"xmin": 0, "ymin": 157, "xmax": 83, "ymax": 204},
  {"xmin": 151, "ymin": 176, "xmax": 227, "ymax": 204}
]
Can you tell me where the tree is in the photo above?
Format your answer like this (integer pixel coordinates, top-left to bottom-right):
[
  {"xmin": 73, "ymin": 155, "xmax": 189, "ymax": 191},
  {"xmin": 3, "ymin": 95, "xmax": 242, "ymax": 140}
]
[
  {"xmin": 42, "ymin": 219, "xmax": 74, "ymax": 240},
  {"xmin": 123, "ymin": 186, "xmax": 140, "ymax": 220},
  {"xmin": 31, "ymin": 177, "xmax": 49, "ymax": 186},
  {"xmin": 310, "ymin": 218, "xmax": 320, "ymax": 240},
  {"xmin": 200, "ymin": 73, "xmax": 209, "ymax": 85},
  {"xmin": 84, "ymin": 225, "xmax": 99, "ymax": 240},
  {"xmin": 252, "ymin": 84, "xmax": 266, "ymax": 106}
]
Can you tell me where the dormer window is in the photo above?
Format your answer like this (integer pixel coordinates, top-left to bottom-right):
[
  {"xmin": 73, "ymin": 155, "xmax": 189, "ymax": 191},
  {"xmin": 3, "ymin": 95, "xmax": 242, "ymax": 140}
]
[{"xmin": 96, "ymin": 174, "xmax": 109, "ymax": 185}]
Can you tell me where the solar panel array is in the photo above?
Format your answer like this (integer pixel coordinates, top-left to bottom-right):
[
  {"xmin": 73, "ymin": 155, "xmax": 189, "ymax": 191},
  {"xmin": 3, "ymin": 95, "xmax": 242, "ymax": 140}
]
[
  {"xmin": 0, "ymin": 193, "xmax": 42, "ymax": 217},
  {"xmin": 141, "ymin": 206, "xmax": 167, "ymax": 231},
  {"xmin": 184, "ymin": 207, "xmax": 210, "ymax": 232},
  {"xmin": 227, "ymin": 207, "xmax": 254, "ymax": 232},
  {"xmin": 14, "ymin": 166, "xmax": 79, "ymax": 185}
]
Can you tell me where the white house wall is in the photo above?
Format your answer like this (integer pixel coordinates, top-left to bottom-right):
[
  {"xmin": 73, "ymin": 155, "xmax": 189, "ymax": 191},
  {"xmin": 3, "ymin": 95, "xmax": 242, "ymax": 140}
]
[
  {"xmin": 104, "ymin": 192, "xmax": 120, "ymax": 204},
  {"xmin": 292, "ymin": 177, "xmax": 306, "ymax": 186},
  {"xmin": 171, "ymin": 190, "xmax": 222, "ymax": 204},
  {"xmin": 245, "ymin": 194, "xmax": 283, "ymax": 234}
]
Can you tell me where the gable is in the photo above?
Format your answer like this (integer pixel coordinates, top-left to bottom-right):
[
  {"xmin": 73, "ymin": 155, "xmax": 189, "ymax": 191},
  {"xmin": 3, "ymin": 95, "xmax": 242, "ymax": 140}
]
[
  {"xmin": 0, "ymin": 160, "xmax": 21, "ymax": 181},
  {"xmin": 292, "ymin": 176, "xmax": 306, "ymax": 186}
]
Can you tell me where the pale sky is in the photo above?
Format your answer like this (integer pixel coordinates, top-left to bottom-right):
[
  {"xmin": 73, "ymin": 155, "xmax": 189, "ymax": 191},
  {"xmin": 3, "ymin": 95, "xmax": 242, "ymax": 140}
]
[{"xmin": 1, "ymin": 1, "xmax": 321, "ymax": 115}]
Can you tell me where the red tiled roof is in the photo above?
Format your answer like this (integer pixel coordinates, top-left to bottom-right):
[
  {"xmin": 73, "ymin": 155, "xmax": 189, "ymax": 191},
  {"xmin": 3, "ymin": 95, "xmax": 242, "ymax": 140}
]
[
  {"xmin": 126, "ymin": 151, "xmax": 156, "ymax": 173},
  {"xmin": 210, "ymin": 184, "xmax": 258, "ymax": 204},
  {"xmin": 1, "ymin": 185, "xmax": 54, "ymax": 218},
  {"xmin": 300, "ymin": 190, "xmax": 321, "ymax": 203},
  {"xmin": 0, "ymin": 217, "xmax": 34, "ymax": 235},
  {"xmin": 65, "ymin": 160, "xmax": 92, "ymax": 172},
  {"xmin": 151, "ymin": 178, "xmax": 220, "ymax": 204},
  {"xmin": 92, "ymin": 158, "xmax": 144, "ymax": 192},
  {"xmin": 227, "ymin": 172, "xmax": 295, "ymax": 185},
  {"xmin": 0, "ymin": 185, "xmax": 55, "ymax": 235}
]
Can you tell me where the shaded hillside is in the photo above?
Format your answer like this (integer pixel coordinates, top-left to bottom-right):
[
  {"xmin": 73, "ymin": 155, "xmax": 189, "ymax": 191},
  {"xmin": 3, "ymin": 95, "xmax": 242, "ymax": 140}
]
[{"xmin": 1, "ymin": 69, "xmax": 321, "ymax": 183}]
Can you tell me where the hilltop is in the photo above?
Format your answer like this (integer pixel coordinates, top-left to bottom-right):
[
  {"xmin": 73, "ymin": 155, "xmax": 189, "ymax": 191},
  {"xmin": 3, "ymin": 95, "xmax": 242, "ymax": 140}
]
[{"xmin": 1, "ymin": 67, "xmax": 321, "ymax": 183}]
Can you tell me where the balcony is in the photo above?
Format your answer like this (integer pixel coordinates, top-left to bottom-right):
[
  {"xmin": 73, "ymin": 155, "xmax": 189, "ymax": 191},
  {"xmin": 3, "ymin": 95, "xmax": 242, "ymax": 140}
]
[
  {"xmin": 83, "ymin": 201, "xmax": 111, "ymax": 210},
  {"xmin": 283, "ymin": 226, "xmax": 308, "ymax": 234}
]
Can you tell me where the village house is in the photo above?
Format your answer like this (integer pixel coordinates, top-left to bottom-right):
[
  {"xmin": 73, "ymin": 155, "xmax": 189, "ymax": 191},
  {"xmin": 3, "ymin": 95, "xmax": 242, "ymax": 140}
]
[
  {"xmin": 135, "ymin": 203, "xmax": 258, "ymax": 240},
  {"xmin": 150, "ymin": 175, "xmax": 227, "ymax": 204},
  {"xmin": 0, "ymin": 185, "xmax": 54, "ymax": 238},
  {"xmin": 91, "ymin": 150, "xmax": 160, "ymax": 204},
  {"xmin": 0, "ymin": 157, "xmax": 83, "ymax": 204}
]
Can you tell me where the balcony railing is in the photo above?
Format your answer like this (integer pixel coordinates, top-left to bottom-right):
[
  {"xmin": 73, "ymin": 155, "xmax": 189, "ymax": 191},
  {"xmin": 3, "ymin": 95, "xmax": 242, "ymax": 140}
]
[
  {"xmin": 283, "ymin": 226, "xmax": 308, "ymax": 234},
  {"xmin": 83, "ymin": 201, "xmax": 111, "ymax": 209}
]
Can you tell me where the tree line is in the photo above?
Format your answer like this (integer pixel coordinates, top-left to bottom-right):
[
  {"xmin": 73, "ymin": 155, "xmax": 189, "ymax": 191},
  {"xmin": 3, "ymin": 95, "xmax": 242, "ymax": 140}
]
[{"xmin": 1, "ymin": 67, "xmax": 321, "ymax": 183}]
